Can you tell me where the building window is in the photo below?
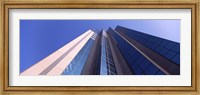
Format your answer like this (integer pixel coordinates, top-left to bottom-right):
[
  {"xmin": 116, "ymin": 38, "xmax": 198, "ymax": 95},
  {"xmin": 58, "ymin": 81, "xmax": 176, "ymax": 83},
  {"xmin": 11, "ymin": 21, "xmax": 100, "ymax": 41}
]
[{"xmin": 100, "ymin": 32, "xmax": 117, "ymax": 75}]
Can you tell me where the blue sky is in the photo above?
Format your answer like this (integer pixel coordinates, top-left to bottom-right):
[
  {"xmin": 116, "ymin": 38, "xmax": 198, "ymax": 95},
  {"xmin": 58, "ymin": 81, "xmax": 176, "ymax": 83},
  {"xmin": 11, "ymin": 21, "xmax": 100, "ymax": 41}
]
[{"xmin": 20, "ymin": 20, "xmax": 180, "ymax": 73}]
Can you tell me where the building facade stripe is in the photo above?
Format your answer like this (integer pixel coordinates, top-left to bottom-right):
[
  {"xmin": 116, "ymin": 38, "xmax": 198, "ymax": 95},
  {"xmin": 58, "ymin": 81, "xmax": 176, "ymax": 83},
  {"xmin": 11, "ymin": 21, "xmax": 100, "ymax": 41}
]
[
  {"xmin": 47, "ymin": 31, "xmax": 94, "ymax": 75},
  {"xmin": 62, "ymin": 35, "xmax": 96, "ymax": 75},
  {"xmin": 40, "ymin": 31, "xmax": 93, "ymax": 75},
  {"xmin": 20, "ymin": 30, "xmax": 92, "ymax": 75}
]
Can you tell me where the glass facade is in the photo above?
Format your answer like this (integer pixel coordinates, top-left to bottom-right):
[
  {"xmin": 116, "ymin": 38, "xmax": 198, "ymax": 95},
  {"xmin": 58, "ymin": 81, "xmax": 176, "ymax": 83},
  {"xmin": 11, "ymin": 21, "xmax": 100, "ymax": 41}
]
[
  {"xmin": 100, "ymin": 32, "xmax": 117, "ymax": 75},
  {"xmin": 108, "ymin": 28, "xmax": 165, "ymax": 75},
  {"xmin": 100, "ymin": 35, "xmax": 107, "ymax": 75},
  {"xmin": 61, "ymin": 27, "xmax": 179, "ymax": 75},
  {"xmin": 62, "ymin": 38, "xmax": 95, "ymax": 75},
  {"xmin": 21, "ymin": 26, "xmax": 180, "ymax": 75},
  {"xmin": 115, "ymin": 26, "xmax": 180, "ymax": 65}
]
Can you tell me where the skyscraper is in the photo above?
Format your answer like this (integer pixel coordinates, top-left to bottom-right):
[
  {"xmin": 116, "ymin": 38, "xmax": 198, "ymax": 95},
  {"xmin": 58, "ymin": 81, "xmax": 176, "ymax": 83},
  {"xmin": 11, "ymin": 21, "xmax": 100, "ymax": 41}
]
[{"xmin": 21, "ymin": 26, "xmax": 180, "ymax": 75}]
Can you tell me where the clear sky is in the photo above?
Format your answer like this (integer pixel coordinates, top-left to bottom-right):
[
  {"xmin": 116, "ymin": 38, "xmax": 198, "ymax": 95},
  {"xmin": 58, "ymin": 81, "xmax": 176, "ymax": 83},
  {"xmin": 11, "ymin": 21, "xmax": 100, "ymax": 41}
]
[{"xmin": 20, "ymin": 20, "xmax": 180, "ymax": 73}]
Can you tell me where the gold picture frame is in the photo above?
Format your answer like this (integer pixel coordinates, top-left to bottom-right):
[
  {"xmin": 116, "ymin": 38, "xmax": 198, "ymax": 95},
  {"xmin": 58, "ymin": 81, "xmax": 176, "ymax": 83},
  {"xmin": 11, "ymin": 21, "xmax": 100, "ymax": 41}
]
[{"xmin": 0, "ymin": 0, "xmax": 199, "ymax": 95}]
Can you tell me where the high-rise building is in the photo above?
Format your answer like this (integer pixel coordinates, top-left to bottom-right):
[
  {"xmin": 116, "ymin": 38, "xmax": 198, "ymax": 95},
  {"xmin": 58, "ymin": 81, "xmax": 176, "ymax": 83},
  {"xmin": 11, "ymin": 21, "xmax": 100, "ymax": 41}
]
[{"xmin": 21, "ymin": 26, "xmax": 180, "ymax": 75}]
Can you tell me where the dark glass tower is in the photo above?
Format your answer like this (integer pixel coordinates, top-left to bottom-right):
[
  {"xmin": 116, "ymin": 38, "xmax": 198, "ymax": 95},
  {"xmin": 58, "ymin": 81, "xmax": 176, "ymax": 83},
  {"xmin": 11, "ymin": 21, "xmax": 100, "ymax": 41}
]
[
  {"xmin": 115, "ymin": 26, "xmax": 180, "ymax": 65},
  {"xmin": 82, "ymin": 26, "xmax": 180, "ymax": 75}
]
